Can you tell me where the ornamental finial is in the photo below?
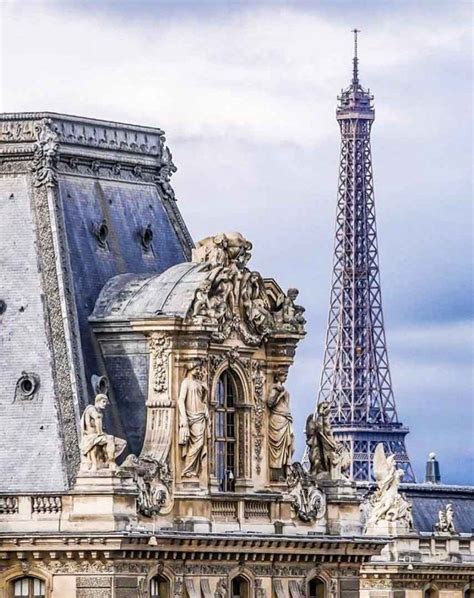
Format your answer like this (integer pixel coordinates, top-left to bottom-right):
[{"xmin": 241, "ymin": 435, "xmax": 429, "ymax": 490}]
[{"xmin": 352, "ymin": 28, "xmax": 360, "ymax": 85}]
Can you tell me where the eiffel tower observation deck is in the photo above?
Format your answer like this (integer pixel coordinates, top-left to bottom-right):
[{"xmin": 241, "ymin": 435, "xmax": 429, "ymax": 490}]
[{"xmin": 315, "ymin": 31, "xmax": 416, "ymax": 482}]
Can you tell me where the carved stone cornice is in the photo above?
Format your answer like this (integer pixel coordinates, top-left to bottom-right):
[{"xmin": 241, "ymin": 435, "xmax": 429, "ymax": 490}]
[{"xmin": 0, "ymin": 111, "xmax": 194, "ymax": 257}]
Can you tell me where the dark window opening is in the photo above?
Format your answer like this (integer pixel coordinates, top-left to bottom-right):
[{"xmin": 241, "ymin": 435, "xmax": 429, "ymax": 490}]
[
  {"xmin": 150, "ymin": 575, "xmax": 170, "ymax": 598},
  {"xmin": 309, "ymin": 578, "xmax": 325, "ymax": 598},
  {"xmin": 215, "ymin": 371, "xmax": 238, "ymax": 491},
  {"xmin": 231, "ymin": 576, "xmax": 249, "ymax": 598}
]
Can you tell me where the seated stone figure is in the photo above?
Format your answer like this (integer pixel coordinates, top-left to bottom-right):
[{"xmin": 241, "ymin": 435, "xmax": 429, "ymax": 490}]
[{"xmin": 80, "ymin": 393, "xmax": 127, "ymax": 473}]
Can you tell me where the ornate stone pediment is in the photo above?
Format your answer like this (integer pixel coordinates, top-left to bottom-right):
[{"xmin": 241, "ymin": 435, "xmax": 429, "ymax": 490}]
[{"xmin": 189, "ymin": 232, "xmax": 305, "ymax": 346}]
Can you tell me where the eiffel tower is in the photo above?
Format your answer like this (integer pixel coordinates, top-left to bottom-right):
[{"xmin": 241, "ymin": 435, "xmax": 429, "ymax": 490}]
[{"xmin": 314, "ymin": 31, "xmax": 416, "ymax": 482}]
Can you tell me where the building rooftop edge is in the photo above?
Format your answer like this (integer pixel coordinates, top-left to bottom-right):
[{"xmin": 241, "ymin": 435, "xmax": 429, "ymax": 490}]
[{"xmin": 0, "ymin": 111, "xmax": 165, "ymax": 135}]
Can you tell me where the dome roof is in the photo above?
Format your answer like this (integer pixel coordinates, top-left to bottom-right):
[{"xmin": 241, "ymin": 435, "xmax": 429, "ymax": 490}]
[{"xmin": 90, "ymin": 262, "xmax": 209, "ymax": 321}]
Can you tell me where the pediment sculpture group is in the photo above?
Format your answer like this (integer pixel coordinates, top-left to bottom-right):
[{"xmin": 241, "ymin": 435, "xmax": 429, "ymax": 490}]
[{"xmin": 189, "ymin": 232, "xmax": 306, "ymax": 345}]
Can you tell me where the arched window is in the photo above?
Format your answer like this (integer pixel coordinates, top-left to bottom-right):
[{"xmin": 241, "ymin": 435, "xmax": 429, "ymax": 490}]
[
  {"xmin": 308, "ymin": 578, "xmax": 325, "ymax": 598},
  {"xmin": 231, "ymin": 576, "xmax": 250, "ymax": 598},
  {"xmin": 150, "ymin": 575, "xmax": 170, "ymax": 598},
  {"xmin": 215, "ymin": 371, "xmax": 239, "ymax": 491},
  {"xmin": 12, "ymin": 577, "xmax": 45, "ymax": 598},
  {"xmin": 424, "ymin": 588, "xmax": 438, "ymax": 598}
]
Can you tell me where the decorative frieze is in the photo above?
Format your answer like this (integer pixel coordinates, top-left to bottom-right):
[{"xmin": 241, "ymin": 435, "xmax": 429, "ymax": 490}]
[{"xmin": 251, "ymin": 360, "xmax": 265, "ymax": 475}]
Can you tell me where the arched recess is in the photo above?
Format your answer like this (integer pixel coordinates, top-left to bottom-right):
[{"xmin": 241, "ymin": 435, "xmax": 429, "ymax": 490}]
[
  {"xmin": 1, "ymin": 566, "xmax": 52, "ymax": 598},
  {"xmin": 305, "ymin": 569, "xmax": 331, "ymax": 598},
  {"xmin": 227, "ymin": 567, "xmax": 254, "ymax": 598},
  {"xmin": 423, "ymin": 585, "xmax": 439, "ymax": 598},
  {"xmin": 147, "ymin": 564, "xmax": 175, "ymax": 598},
  {"xmin": 210, "ymin": 361, "xmax": 252, "ymax": 489}
]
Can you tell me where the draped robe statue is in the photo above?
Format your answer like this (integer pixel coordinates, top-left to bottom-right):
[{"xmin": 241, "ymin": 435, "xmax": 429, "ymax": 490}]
[
  {"xmin": 266, "ymin": 371, "xmax": 294, "ymax": 473},
  {"xmin": 80, "ymin": 393, "xmax": 126, "ymax": 472},
  {"xmin": 178, "ymin": 363, "xmax": 209, "ymax": 478}
]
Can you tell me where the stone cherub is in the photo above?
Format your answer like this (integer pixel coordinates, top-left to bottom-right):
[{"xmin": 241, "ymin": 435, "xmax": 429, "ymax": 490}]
[
  {"xmin": 435, "ymin": 503, "xmax": 456, "ymax": 533},
  {"xmin": 365, "ymin": 443, "xmax": 413, "ymax": 529},
  {"xmin": 177, "ymin": 361, "xmax": 209, "ymax": 478},
  {"xmin": 192, "ymin": 279, "xmax": 213, "ymax": 318},
  {"xmin": 80, "ymin": 393, "xmax": 126, "ymax": 473},
  {"xmin": 305, "ymin": 401, "xmax": 349, "ymax": 480},
  {"xmin": 275, "ymin": 287, "xmax": 306, "ymax": 332}
]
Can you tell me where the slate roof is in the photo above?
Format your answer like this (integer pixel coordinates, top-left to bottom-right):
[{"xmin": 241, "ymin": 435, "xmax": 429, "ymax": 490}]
[
  {"xmin": 403, "ymin": 483, "xmax": 474, "ymax": 534},
  {"xmin": 91, "ymin": 262, "xmax": 208, "ymax": 321}
]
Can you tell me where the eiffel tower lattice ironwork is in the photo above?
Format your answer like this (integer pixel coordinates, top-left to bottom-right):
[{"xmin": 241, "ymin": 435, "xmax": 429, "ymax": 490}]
[{"xmin": 313, "ymin": 31, "xmax": 416, "ymax": 482}]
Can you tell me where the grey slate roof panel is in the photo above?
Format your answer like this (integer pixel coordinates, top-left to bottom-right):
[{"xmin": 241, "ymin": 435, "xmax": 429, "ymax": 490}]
[
  {"xmin": 91, "ymin": 262, "xmax": 208, "ymax": 321},
  {"xmin": 403, "ymin": 485, "xmax": 474, "ymax": 534}
]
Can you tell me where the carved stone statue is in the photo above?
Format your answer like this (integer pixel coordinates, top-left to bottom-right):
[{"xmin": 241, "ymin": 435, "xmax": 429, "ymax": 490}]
[
  {"xmin": 287, "ymin": 462, "xmax": 325, "ymax": 522},
  {"xmin": 275, "ymin": 287, "xmax": 306, "ymax": 333},
  {"xmin": 192, "ymin": 279, "xmax": 213, "ymax": 319},
  {"xmin": 435, "ymin": 503, "xmax": 456, "ymax": 533},
  {"xmin": 177, "ymin": 361, "xmax": 209, "ymax": 478},
  {"xmin": 266, "ymin": 371, "xmax": 294, "ymax": 475},
  {"xmin": 306, "ymin": 402, "xmax": 349, "ymax": 480},
  {"xmin": 189, "ymin": 233, "xmax": 304, "ymax": 346},
  {"xmin": 365, "ymin": 443, "xmax": 413, "ymax": 529},
  {"xmin": 80, "ymin": 394, "xmax": 126, "ymax": 473}
]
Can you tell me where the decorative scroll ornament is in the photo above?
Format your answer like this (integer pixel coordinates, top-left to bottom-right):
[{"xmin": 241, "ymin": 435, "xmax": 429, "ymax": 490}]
[
  {"xmin": 305, "ymin": 402, "xmax": 350, "ymax": 480},
  {"xmin": 121, "ymin": 454, "xmax": 173, "ymax": 516},
  {"xmin": 188, "ymin": 232, "xmax": 305, "ymax": 346},
  {"xmin": 154, "ymin": 138, "xmax": 177, "ymax": 199},
  {"xmin": 287, "ymin": 462, "xmax": 326, "ymax": 522},
  {"xmin": 364, "ymin": 443, "xmax": 413, "ymax": 529},
  {"xmin": 32, "ymin": 119, "xmax": 59, "ymax": 187},
  {"xmin": 251, "ymin": 360, "xmax": 265, "ymax": 475},
  {"xmin": 435, "ymin": 503, "xmax": 456, "ymax": 533}
]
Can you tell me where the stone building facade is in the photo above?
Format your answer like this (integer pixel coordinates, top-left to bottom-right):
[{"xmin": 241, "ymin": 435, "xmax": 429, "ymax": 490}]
[{"xmin": 0, "ymin": 113, "xmax": 472, "ymax": 597}]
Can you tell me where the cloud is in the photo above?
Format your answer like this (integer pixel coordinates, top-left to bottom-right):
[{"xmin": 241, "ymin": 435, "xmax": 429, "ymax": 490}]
[
  {"xmin": 0, "ymin": 0, "xmax": 472, "ymax": 484},
  {"xmin": 0, "ymin": 2, "xmax": 471, "ymax": 146}
]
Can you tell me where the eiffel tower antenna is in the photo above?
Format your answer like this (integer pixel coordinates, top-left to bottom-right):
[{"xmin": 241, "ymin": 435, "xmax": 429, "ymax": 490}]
[
  {"xmin": 307, "ymin": 32, "xmax": 416, "ymax": 482},
  {"xmin": 352, "ymin": 28, "xmax": 360, "ymax": 85}
]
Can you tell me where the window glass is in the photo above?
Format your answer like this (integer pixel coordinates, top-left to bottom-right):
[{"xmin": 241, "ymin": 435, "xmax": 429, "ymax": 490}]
[
  {"xmin": 150, "ymin": 575, "xmax": 170, "ymax": 598},
  {"xmin": 13, "ymin": 577, "xmax": 45, "ymax": 598},
  {"xmin": 214, "ymin": 371, "xmax": 238, "ymax": 491}
]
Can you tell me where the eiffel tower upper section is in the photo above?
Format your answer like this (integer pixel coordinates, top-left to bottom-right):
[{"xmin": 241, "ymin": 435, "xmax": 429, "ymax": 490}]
[{"xmin": 316, "ymin": 32, "xmax": 416, "ymax": 482}]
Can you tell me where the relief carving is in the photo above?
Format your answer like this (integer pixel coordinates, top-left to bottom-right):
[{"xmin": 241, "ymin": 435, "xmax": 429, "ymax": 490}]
[
  {"xmin": 148, "ymin": 332, "xmax": 171, "ymax": 406},
  {"xmin": 287, "ymin": 463, "xmax": 326, "ymax": 523},
  {"xmin": 121, "ymin": 454, "xmax": 173, "ymax": 516},
  {"xmin": 32, "ymin": 119, "xmax": 59, "ymax": 187},
  {"xmin": 251, "ymin": 361, "xmax": 265, "ymax": 475}
]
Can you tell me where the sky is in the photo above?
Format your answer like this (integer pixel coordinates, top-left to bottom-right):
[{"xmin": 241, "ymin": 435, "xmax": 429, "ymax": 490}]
[{"xmin": 1, "ymin": 0, "xmax": 472, "ymax": 485}]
